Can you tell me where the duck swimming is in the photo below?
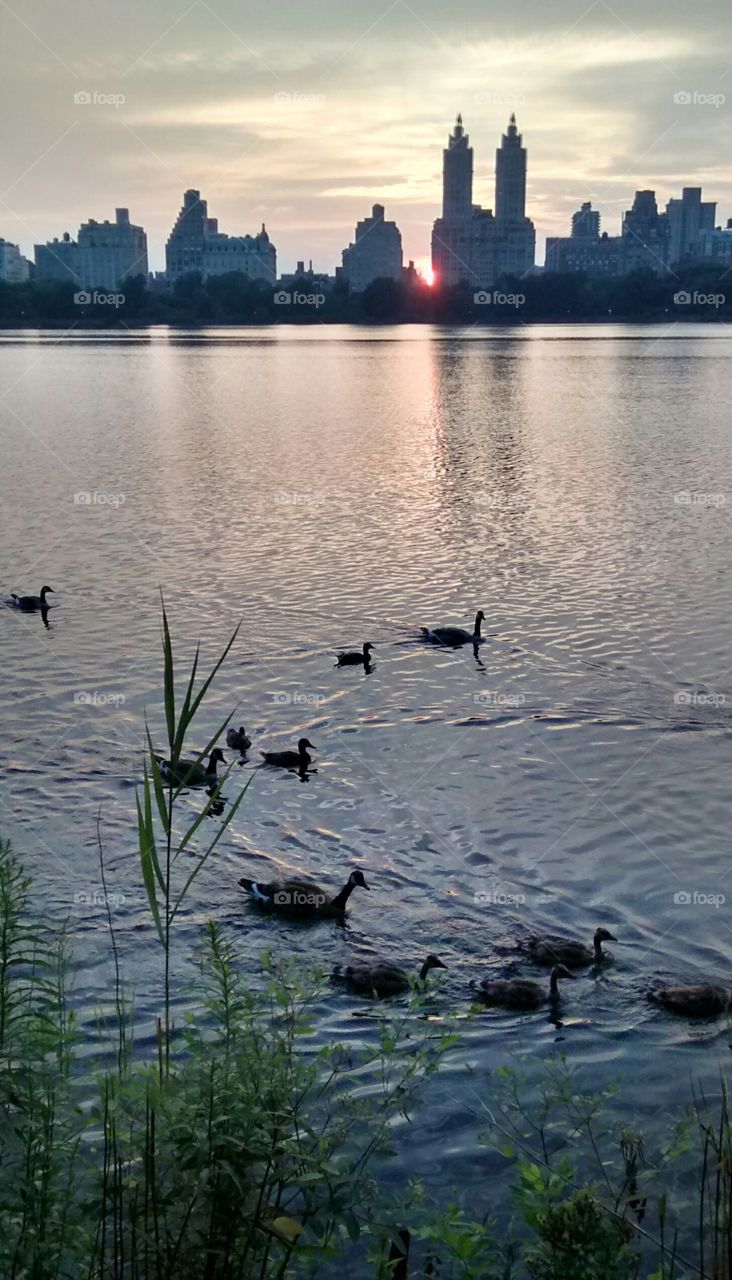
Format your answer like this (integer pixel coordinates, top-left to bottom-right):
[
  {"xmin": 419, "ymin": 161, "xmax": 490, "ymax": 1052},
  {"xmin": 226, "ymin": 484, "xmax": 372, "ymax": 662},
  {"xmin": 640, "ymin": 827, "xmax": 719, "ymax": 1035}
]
[
  {"xmin": 528, "ymin": 928, "xmax": 617, "ymax": 970},
  {"xmin": 477, "ymin": 964, "xmax": 574, "ymax": 1010},
  {"xmin": 336, "ymin": 642, "xmax": 375, "ymax": 666},
  {"xmin": 226, "ymin": 725, "xmax": 252, "ymax": 752},
  {"xmin": 649, "ymin": 983, "xmax": 730, "ymax": 1017},
  {"xmin": 154, "ymin": 747, "xmax": 226, "ymax": 787},
  {"xmin": 421, "ymin": 610, "xmax": 485, "ymax": 647},
  {"xmin": 260, "ymin": 738, "xmax": 315, "ymax": 769},
  {"xmin": 334, "ymin": 953, "xmax": 446, "ymax": 997},
  {"xmin": 11, "ymin": 585, "xmax": 54, "ymax": 611},
  {"xmin": 238, "ymin": 868, "xmax": 369, "ymax": 918}
]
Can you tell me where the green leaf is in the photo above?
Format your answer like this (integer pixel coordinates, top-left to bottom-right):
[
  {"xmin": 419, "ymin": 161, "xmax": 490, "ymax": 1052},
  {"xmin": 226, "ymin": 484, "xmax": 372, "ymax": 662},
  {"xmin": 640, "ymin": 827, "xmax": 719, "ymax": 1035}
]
[
  {"xmin": 160, "ymin": 591, "xmax": 176, "ymax": 755},
  {"xmin": 136, "ymin": 782, "xmax": 164, "ymax": 945}
]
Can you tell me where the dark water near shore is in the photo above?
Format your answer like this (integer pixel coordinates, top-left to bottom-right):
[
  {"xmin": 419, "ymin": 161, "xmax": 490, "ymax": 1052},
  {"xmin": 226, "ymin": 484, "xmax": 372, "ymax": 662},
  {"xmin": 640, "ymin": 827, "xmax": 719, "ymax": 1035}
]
[{"xmin": 1, "ymin": 323, "xmax": 731, "ymax": 1227}]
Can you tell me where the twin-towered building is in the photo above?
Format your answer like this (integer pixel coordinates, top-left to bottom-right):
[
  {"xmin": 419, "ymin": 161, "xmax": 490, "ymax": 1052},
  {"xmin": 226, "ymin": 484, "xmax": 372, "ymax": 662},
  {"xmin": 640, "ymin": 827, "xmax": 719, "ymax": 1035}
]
[{"xmin": 431, "ymin": 113, "xmax": 536, "ymax": 288}]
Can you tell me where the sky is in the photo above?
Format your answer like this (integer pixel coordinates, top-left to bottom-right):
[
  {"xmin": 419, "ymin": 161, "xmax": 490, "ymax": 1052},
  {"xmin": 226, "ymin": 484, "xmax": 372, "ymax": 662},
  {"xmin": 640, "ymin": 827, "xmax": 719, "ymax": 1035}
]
[{"xmin": 1, "ymin": 0, "xmax": 731, "ymax": 275}]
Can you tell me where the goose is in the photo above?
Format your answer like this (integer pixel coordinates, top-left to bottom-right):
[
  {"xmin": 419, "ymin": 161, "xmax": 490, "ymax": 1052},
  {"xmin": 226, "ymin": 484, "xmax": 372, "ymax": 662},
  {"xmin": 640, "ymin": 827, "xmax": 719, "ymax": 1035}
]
[
  {"xmin": 336, "ymin": 642, "xmax": 375, "ymax": 667},
  {"xmin": 528, "ymin": 928, "xmax": 617, "ymax": 970},
  {"xmin": 154, "ymin": 747, "xmax": 226, "ymax": 787},
  {"xmin": 260, "ymin": 738, "xmax": 315, "ymax": 769},
  {"xmin": 649, "ymin": 984, "xmax": 730, "ymax": 1018},
  {"xmin": 477, "ymin": 964, "xmax": 574, "ymax": 1010},
  {"xmin": 11, "ymin": 585, "xmax": 54, "ymax": 611},
  {"xmin": 238, "ymin": 868, "xmax": 369, "ymax": 918},
  {"xmin": 421, "ymin": 610, "xmax": 485, "ymax": 647},
  {"xmin": 334, "ymin": 953, "xmax": 447, "ymax": 997},
  {"xmin": 226, "ymin": 725, "xmax": 252, "ymax": 752}
]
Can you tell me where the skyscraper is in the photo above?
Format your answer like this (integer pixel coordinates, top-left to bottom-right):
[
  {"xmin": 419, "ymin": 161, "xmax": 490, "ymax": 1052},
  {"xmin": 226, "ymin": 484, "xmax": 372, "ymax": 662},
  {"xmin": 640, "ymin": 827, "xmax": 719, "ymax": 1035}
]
[
  {"xmin": 340, "ymin": 204, "xmax": 403, "ymax": 292},
  {"xmin": 165, "ymin": 190, "xmax": 218, "ymax": 281},
  {"xmin": 442, "ymin": 115, "xmax": 473, "ymax": 218},
  {"xmin": 495, "ymin": 113, "xmax": 525, "ymax": 223},
  {"xmin": 165, "ymin": 190, "xmax": 275, "ymax": 283},
  {"xmin": 35, "ymin": 208, "xmax": 147, "ymax": 288},
  {"xmin": 431, "ymin": 114, "xmax": 535, "ymax": 289},
  {"xmin": 572, "ymin": 202, "xmax": 601, "ymax": 240}
]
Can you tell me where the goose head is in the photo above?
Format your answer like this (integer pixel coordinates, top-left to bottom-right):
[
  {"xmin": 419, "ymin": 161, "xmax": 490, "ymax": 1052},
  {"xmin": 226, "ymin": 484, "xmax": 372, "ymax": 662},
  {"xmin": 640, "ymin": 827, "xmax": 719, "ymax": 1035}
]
[
  {"xmin": 209, "ymin": 748, "xmax": 227, "ymax": 767},
  {"xmin": 594, "ymin": 927, "xmax": 617, "ymax": 945},
  {"xmin": 349, "ymin": 869, "xmax": 370, "ymax": 891},
  {"xmin": 40, "ymin": 585, "xmax": 54, "ymax": 599},
  {"xmin": 363, "ymin": 642, "xmax": 375, "ymax": 654},
  {"xmin": 298, "ymin": 738, "xmax": 315, "ymax": 753},
  {"xmin": 422, "ymin": 954, "xmax": 447, "ymax": 974},
  {"xmin": 551, "ymin": 964, "xmax": 575, "ymax": 983}
]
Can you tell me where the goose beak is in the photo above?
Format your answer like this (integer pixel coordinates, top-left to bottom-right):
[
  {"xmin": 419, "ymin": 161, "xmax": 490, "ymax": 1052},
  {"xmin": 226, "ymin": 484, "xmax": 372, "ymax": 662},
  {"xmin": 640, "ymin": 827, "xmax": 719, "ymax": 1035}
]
[{"xmin": 362, "ymin": 880, "xmax": 371, "ymax": 890}]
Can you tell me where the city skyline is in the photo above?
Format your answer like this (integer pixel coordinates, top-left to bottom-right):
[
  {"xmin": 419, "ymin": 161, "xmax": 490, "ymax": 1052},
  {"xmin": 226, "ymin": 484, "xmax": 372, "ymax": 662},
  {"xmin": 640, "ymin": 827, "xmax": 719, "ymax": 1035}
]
[
  {"xmin": 1, "ymin": 0, "xmax": 731, "ymax": 276},
  {"xmin": 5, "ymin": 110, "xmax": 732, "ymax": 288}
]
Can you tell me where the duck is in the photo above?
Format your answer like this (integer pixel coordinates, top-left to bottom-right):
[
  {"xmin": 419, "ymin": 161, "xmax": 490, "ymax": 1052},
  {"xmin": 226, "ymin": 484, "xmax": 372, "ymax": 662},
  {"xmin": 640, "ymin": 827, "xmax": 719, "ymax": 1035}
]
[
  {"xmin": 238, "ymin": 868, "xmax": 370, "ymax": 918},
  {"xmin": 334, "ymin": 953, "xmax": 447, "ymax": 997},
  {"xmin": 649, "ymin": 984, "xmax": 731, "ymax": 1018},
  {"xmin": 421, "ymin": 610, "xmax": 485, "ymax": 647},
  {"xmin": 11, "ymin": 585, "xmax": 54, "ymax": 611},
  {"xmin": 336, "ymin": 642, "xmax": 375, "ymax": 667},
  {"xmin": 260, "ymin": 738, "xmax": 315, "ymax": 769},
  {"xmin": 226, "ymin": 725, "xmax": 252, "ymax": 752},
  {"xmin": 527, "ymin": 927, "xmax": 617, "ymax": 970},
  {"xmin": 477, "ymin": 964, "xmax": 574, "ymax": 1010},
  {"xmin": 154, "ymin": 747, "xmax": 227, "ymax": 787}
]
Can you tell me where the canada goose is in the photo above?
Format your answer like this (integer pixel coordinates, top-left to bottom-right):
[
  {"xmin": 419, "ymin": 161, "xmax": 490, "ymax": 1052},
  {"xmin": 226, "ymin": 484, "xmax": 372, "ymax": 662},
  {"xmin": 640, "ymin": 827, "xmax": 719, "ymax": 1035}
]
[
  {"xmin": 649, "ymin": 984, "xmax": 731, "ymax": 1018},
  {"xmin": 154, "ymin": 747, "xmax": 226, "ymax": 787},
  {"xmin": 334, "ymin": 953, "xmax": 447, "ymax": 997},
  {"xmin": 260, "ymin": 738, "xmax": 315, "ymax": 769},
  {"xmin": 226, "ymin": 725, "xmax": 252, "ymax": 752},
  {"xmin": 336, "ymin": 643, "xmax": 375, "ymax": 667},
  {"xmin": 11, "ymin": 585, "xmax": 54, "ymax": 611},
  {"xmin": 422, "ymin": 611, "xmax": 485, "ymax": 647},
  {"xmin": 477, "ymin": 964, "xmax": 574, "ymax": 1010},
  {"xmin": 528, "ymin": 928, "xmax": 617, "ymax": 970},
  {"xmin": 238, "ymin": 868, "xmax": 369, "ymax": 918}
]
